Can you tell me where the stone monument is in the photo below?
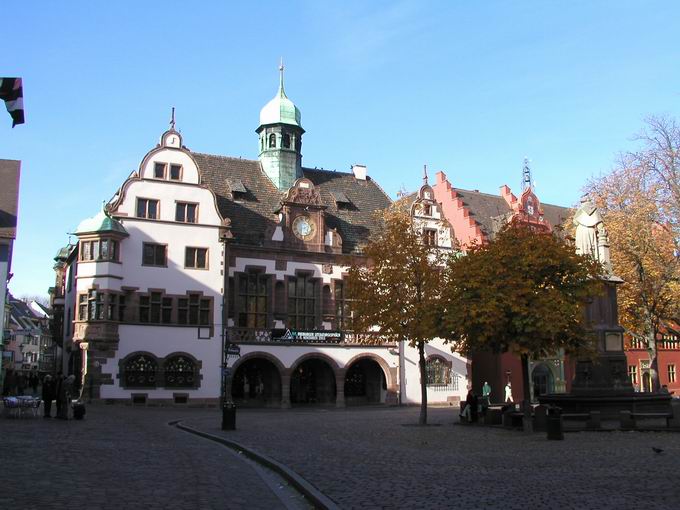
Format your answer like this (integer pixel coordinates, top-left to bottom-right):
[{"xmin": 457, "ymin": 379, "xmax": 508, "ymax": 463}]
[{"xmin": 540, "ymin": 196, "xmax": 671, "ymax": 420}]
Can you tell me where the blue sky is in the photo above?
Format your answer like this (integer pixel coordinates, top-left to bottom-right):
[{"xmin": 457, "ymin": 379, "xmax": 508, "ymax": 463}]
[{"xmin": 2, "ymin": 0, "xmax": 680, "ymax": 297}]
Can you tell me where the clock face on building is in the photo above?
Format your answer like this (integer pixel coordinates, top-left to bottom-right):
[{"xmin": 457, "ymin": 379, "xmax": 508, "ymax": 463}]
[{"xmin": 293, "ymin": 215, "xmax": 316, "ymax": 240}]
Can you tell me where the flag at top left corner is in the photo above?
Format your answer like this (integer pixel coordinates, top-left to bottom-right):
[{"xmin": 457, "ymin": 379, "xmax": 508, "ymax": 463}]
[{"xmin": 0, "ymin": 78, "xmax": 24, "ymax": 127}]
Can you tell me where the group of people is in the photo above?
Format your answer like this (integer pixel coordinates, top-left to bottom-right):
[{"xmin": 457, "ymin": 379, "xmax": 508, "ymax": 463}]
[
  {"xmin": 460, "ymin": 381, "xmax": 514, "ymax": 422},
  {"xmin": 41, "ymin": 373, "xmax": 76, "ymax": 419},
  {"xmin": 2, "ymin": 370, "xmax": 41, "ymax": 396}
]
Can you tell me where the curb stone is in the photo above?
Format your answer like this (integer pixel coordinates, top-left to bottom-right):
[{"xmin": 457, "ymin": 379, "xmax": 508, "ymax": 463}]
[{"xmin": 170, "ymin": 420, "xmax": 339, "ymax": 510}]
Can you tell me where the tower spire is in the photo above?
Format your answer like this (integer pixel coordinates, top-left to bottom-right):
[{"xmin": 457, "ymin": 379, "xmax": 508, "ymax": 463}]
[
  {"xmin": 170, "ymin": 106, "xmax": 176, "ymax": 130},
  {"xmin": 423, "ymin": 164, "xmax": 428, "ymax": 185},
  {"xmin": 278, "ymin": 58, "xmax": 286, "ymax": 97},
  {"xmin": 522, "ymin": 157, "xmax": 532, "ymax": 191}
]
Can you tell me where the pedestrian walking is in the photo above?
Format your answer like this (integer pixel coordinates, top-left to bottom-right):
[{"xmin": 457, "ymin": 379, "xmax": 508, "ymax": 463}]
[
  {"xmin": 42, "ymin": 375, "xmax": 56, "ymax": 418},
  {"xmin": 504, "ymin": 382, "xmax": 513, "ymax": 403}
]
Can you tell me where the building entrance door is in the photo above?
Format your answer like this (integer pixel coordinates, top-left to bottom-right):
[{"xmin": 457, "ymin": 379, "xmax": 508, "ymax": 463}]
[
  {"xmin": 531, "ymin": 363, "xmax": 554, "ymax": 400},
  {"xmin": 641, "ymin": 371, "xmax": 652, "ymax": 392},
  {"xmin": 290, "ymin": 358, "xmax": 336, "ymax": 405},
  {"xmin": 232, "ymin": 358, "xmax": 282, "ymax": 407},
  {"xmin": 344, "ymin": 358, "xmax": 386, "ymax": 405}
]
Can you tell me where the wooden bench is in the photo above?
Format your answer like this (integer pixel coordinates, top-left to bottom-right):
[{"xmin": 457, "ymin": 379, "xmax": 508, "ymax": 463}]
[
  {"xmin": 562, "ymin": 411, "xmax": 601, "ymax": 429},
  {"xmin": 502, "ymin": 410, "xmax": 524, "ymax": 428},
  {"xmin": 620, "ymin": 410, "xmax": 672, "ymax": 429}
]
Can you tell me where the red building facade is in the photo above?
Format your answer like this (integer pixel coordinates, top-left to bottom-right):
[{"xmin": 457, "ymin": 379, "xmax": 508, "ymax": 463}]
[
  {"xmin": 625, "ymin": 325, "xmax": 680, "ymax": 394},
  {"xmin": 432, "ymin": 169, "xmax": 573, "ymax": 403}
]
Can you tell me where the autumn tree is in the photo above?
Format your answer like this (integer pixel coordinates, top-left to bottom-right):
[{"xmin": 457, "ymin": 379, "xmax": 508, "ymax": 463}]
[
  {"xmin": 442, "ymin": 223, "xmax": 601, "ymax": 428},
  {"xmin": 629, "ymin": 116, "xmax": 680, "ymax": 244},
  {"xmin": 586, "ymin": 122, "xmax": 680, "ymax": 390},
  {"xmin": 347, "ymin": 207, "xmax": 447, "ymax": 425}
]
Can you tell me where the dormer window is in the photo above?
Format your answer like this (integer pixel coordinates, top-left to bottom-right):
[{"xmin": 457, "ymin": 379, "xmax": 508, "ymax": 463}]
[
  {"xmin": 283, "ymin": 134, "xmax": 291, "ymax": 148},
  {"xmin": 268, "ymin": 133, "xmax": 277, "ymax": 148},
  {"xmin": 169, "ymin": 164, "xmax": 182, "ymax": 180},
  {"xmin": 154, "ymin": 162, "xmax": 166, "ymax": 179},
  {"xmin": 423, "ymin": 204, "xmax": 432, "ymax": 216},
  {"xmin": 331, "ymin": 191, "xmax": 351, "ymax": 208}
]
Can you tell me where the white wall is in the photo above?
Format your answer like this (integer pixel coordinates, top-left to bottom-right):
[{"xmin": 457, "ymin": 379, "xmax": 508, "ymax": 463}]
[{"xmin": 401, "ymin": 338, "xmax": 468, "ymax": 404}]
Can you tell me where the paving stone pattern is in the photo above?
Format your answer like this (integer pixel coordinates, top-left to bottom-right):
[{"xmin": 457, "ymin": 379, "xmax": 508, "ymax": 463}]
[
  {"xmin": 0, "ymin": 407, "xmax": 284, "ymax": 510},
  {"xmin": 185, "ymin": 406, "xmax": 680, "ymax": 510}
]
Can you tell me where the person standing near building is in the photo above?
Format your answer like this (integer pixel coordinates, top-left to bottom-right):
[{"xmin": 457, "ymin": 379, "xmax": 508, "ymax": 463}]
[
  {"xmin": 482, "ymin": 381, "xmax": 491, "ymax": 402},
  {"xmin": 29, "ymin": 371, "xmax": 39, "ymax": 396},
  {"xmin": 42, "ymin": 374, "xmax": 56, "ymax": 418},
  {"xmin": 504, "ymin": 381, "xmax": 513, "ymax": 402}
]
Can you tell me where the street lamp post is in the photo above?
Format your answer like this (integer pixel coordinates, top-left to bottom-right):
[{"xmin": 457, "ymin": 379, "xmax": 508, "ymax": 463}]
[{"xmin": 221, "ymin": 236, "xmax": 236, "ymax": 430}]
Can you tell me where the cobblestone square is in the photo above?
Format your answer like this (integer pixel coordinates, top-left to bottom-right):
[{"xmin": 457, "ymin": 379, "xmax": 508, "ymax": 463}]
[{"xmin": 3, "ymin": 405, "xmax": 679, "ymax": 509}]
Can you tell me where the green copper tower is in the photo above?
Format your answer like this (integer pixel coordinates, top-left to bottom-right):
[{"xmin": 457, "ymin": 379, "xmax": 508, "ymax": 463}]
[{"xmin": 256, "ymin": 62, "xmax": 304, "ymax": 191}]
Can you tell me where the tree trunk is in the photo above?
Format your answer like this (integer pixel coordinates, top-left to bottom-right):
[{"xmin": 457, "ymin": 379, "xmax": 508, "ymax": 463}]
[
  {"xmin": 520, "ymin": 354, "xmax": 533, "ymax": 433},
  {"xmin": 647, "ymin": 329, "xmax": 661, "ymax": 392},
  {"xmin": 418, "ymin": 340, "xmax": 427, "ymax": 425}
]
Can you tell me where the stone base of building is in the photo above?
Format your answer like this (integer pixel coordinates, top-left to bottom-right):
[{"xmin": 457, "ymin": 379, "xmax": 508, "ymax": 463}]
[{"xmin": 94, "ymin": 396, "xmax": 220, "ymax": 407}]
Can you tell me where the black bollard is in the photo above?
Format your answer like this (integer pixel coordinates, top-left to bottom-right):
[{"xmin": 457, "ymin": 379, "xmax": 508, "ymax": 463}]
[{"xmin": 222, "ymin": 402, "xmax": 236, "ymax": 430}]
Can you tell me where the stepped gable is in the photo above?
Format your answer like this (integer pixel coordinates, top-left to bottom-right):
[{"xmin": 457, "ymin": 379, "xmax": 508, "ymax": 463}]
[
  {"xmin": 452, "ymin": 188, "xmax": 509, "ymax": 238},
  {"xmin": 453, "ymin": 187, "xmax": 570, "ymax": 237},
  {"xmin": 193, "ymin": 153, "xmax": 392, "ymax": 253}
]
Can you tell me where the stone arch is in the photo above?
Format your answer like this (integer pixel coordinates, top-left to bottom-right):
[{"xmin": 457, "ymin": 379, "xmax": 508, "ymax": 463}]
[
  {"xmin": 344, "ymin": 352, "xmax": 395, "ymax": 391},
  {"xmin": 289, "ymin": 352, "xmax": 340, "ymax": 406},
  {"xmin": 343, "ymin": 353, "xmax": 396, "ymax": 405},
  {"xmin": 230, "ymin": 351, "xmax": 284, "ymax": 407},
  {"xmin": 162, "ymin": 351, "xmax": 202, "ymax": 389},
  {"xmin": 231, "ymin": 351, "xmax": 286, "ymax": 375},
  {"xmin": 118, "ymin": 351, "xmax": 160, "ymax": 389},
  {"xmin": 531, "ymin": 362, "xmax": 556, "ymax": 399},
  {"xmin": 290, "ymin": 351, "xmax": 341, "ymax": 373}
]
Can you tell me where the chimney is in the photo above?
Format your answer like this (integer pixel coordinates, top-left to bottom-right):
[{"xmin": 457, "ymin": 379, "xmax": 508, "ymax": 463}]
[{"xmin": 352, "ymin": 164, "xmax": 367, "ymax": 180}]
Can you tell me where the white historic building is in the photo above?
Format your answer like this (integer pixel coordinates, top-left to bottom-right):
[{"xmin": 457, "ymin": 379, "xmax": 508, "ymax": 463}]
[{"xmin": 54, "ymin": 69, "xmax": 468, "ymax": 407}]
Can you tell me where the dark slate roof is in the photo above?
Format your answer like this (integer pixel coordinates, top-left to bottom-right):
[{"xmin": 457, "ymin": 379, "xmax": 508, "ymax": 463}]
[
  {"xmin": 0, "ymin": 159, "xmax": 20, "ymax": 239},
  {"xmin": 451, "ymin": 187, "xmax": 570, "ymax": 238},
  {"xmin": 192, "ymin": 153, "xmax": 392, "ymax": 253},
  {"xmin": 446, "ymin": 188, "xmax": 569, "ymax": 237}
]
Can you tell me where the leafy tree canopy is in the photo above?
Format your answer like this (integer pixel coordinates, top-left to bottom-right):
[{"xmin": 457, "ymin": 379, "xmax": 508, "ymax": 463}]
[{"xmin": 442, "ymin": 223, "xmax": 602, "ymax": 360}]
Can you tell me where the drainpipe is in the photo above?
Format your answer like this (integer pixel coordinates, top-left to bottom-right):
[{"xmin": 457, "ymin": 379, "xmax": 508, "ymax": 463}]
[{"xmin": 399, "ymin": 339, "xmax": 406, "ymax": 405}]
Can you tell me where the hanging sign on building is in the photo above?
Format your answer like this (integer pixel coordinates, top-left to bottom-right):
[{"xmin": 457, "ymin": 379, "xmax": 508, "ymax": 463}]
[
  {"xmin": 226, "ymin": 344, "xmax": 241, "ymax": 357},
  {"xmin": 271, "ymin": 329, "xmax": 343, "ymax": 344}
]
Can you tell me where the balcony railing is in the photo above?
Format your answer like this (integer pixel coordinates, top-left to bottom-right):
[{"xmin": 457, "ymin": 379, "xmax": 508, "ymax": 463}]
[{"xmin": 226, "ymin": 328, "xmax": 391, "ymax": 346}]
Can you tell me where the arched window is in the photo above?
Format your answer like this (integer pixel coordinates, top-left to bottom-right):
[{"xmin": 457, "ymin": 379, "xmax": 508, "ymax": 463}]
[
  {"xmin": 282, "ymin": 133, "xmax": 291, "ymax": 148},
  {"xmin": 123, "ymin": 354, "xmax": 158, "ymax": 388},
  {"xmin": 425, "ymin": 356, "xmax": 453, "ymax": 387},
  {"xmin": 164, "ymin": 355, "xmax": 197, "ymax": 388},
  {"xmin": 260, "ymin": 136, "xmax": 264, "ymax": 151},
  {"xmin": 268, "ymin": 133, "xmax": 277, "ymax": 148}
]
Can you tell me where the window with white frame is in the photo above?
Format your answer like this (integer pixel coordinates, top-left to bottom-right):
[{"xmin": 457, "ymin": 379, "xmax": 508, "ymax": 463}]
[
  {"xmin": 175, "ymin": 202, "xmax": 198, "ymax": 223},
  {"xmin": 169, "ymin": 164, "xmax": 182, "ymax": 180},
  {"xmin": 136, "ymin": 198, "xmax": 159, "ymax": 219},
  {"xmin": 628, "ymin": 365, "xmax": 638, "ymax": 385},
  {"xmin": 153, "ymin": 162, "xmax": 166, "ymax": 179},
  {"xmin": 669, "ymin": 364, "xmax": 676, "ymax": 383},
  {"xmin": 185, "ymin": 247, "xmax": 208, "ymax": 269},
  {"xmin": 142, "ymin": 243, "xmax": 167, "ymax": 267}
]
